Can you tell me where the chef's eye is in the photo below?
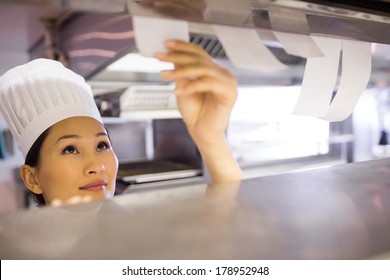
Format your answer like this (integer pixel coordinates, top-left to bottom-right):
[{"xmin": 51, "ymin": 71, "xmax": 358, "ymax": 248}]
[
  {"xmin": 62, "ymin": 145, "xmax": 77, "ymax": 154},
  {"xmin": 97, "ymin": 141, "xmax": 110, "ymax": 151}
]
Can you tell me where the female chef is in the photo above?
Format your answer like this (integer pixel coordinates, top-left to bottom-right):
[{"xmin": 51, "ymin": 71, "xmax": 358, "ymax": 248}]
[{"xmin": 0, "ymin": 40, "xmax": 243, "ymax": 207}]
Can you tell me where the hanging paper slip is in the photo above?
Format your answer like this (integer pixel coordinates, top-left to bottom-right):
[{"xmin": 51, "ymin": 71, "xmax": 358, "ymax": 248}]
[
  {"xmin": 132, "ymin": 16, "xmax": 189, "ymax": 58},
  {"xmin": 213, "ymin": 25, "xmax": 287, "ymax": 72},
  {"xmin": 292, "ymin": 36, "xmax": 342, "ymax": 118},
  {"xmin": 325, "ymin": 40, "xmax": 372, "ymax": 121}
]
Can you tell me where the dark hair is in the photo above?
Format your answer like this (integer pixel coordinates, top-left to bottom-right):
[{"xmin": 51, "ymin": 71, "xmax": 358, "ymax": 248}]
[{"xmin": 24, "ymin": 127, "xmax": 51, "ymax": 207}]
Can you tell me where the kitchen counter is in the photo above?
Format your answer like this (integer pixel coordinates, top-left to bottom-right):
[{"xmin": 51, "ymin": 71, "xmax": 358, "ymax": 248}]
[{"xmin": 0, "ymin": 158, "xmax": 389, "ymax": 259}]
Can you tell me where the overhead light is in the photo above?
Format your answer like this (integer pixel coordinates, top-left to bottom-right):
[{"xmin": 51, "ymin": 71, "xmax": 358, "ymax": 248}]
[{"xmin": 106, "ymin": 53, "xmax": 174, "ymax": 73}]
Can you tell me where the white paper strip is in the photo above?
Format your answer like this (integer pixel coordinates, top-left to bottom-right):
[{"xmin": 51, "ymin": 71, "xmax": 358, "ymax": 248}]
[
  {"xmin": 213, "ymin": 25, "xmax": 287, "ymax": 72},
  {"xmin": 292, "ymin": 36, "xmax": 342, "ymax": 117},
  {"xmin": 325, "ymin": 40, "xmax": 372, "ymax": 121},
  {"xmin": 132, "ymin": 16, "xmax": 189, "ymax": 58},
  {"xmin": 273, "ymin": 32, "xmax": 324, "ymax": 57},
  {"xmin": 268, "ymin": 7, "xmax": 323, "ymax": 58}
]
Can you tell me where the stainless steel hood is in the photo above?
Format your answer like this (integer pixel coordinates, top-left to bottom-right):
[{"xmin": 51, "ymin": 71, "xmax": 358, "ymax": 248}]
[
  {"xmin": 1, "ymin": 0, "xmax": 390, "ymax": 90},
  {"xmin": 90, "ymin": 0, "xmax": 390, "ymax": 94}
]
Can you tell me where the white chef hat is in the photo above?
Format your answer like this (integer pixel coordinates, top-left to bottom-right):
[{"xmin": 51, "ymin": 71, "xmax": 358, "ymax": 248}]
[{"xmin": 0, "ymin": 58, "xmax": 102, "ymax": 158}]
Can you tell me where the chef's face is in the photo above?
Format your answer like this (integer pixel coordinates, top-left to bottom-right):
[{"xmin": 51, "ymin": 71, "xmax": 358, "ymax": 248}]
[{"xmin": 26, "ymin": 117, "xmax": 118, "ymax": 204}]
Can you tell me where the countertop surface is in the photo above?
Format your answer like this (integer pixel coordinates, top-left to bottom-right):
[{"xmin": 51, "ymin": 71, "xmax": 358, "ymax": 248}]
[{"xmin": 1, "ymin": 158, "xmax": 390, "ymax": 259}]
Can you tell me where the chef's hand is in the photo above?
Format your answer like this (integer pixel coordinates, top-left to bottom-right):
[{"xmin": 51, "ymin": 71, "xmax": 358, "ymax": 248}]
[
  {"xmin": 156, "ymin": 40, "xmax": 237, "ymax": 145},
  {"xmin": 156, "ymin": 40, "xmax": 243, "ymax": 183}
]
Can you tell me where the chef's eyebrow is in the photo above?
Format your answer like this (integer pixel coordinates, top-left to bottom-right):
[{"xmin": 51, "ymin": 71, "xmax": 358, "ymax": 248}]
[
  {"xmin": 56, "ymin": 132, "xmax": 108, "ymax": 143},
  {"xmin": 96, "ymin": 132, "xmax": 108, "ymax": 138},
  {"xmin": 55, "ymin": 134, "xmax": 80, "ymax": 144}
]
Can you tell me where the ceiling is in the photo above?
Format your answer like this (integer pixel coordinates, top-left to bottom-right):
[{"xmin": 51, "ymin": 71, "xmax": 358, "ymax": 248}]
[{"xmin": 1, "ymin": 0, "xmax": 390, "ymax": 95}]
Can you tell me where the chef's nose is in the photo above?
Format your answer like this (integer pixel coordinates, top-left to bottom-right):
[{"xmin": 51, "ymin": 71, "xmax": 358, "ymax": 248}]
[{"xmin": 85, "ymin": 155, "xmax": 106, "ymax": 175}]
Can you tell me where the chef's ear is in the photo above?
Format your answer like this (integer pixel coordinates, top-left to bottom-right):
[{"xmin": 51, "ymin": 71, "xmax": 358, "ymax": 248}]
[{"xmin": 20, "ymin": 164, "xmax": 43, "ymax": 194}]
